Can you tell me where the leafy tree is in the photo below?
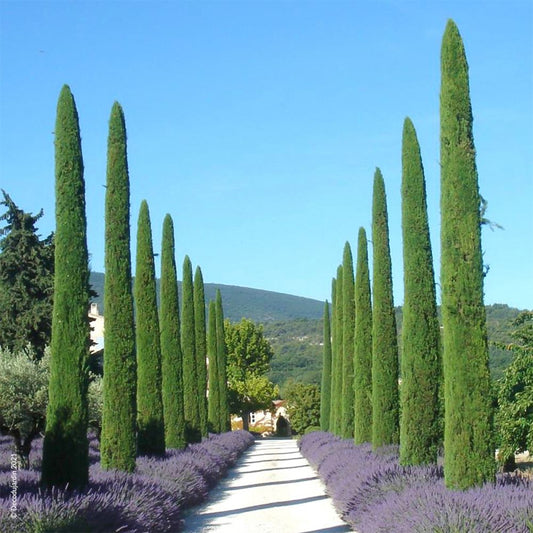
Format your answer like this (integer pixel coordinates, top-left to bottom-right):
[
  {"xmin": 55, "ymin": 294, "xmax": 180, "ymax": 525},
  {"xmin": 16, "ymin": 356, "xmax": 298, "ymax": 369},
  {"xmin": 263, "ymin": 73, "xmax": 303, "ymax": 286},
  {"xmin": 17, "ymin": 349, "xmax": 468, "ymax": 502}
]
[
  {"xmin": 400, "ymin": 117, "xmax": 442, "ymax": 466},
  {"xmin": 320, "ymin": 301, "xmax": 332, "ymax": 431},
  {"xmin": 42, "ymin": 85, "xmax": 90, "ymax": 489},
  {"xmin": 331, "ymin": 265, "xmax": 343, "ymax": 435},
  {"xmin": 0, "ymin": 191, "xmax": 54, "ymax": 359},
  {"xmin": 194, "ymin": 266, "xmax": 208, "ymax": 436},
  {"xmin": 371, "ymin": 168, "xmax": 399, "ymax": 449},
  {"xmin": 225, "ymin": 317, "xmax": 275, "ymax": 431},
  {"xmin": 207, "ymin": 300, "xmax": 220, "ymax": 432},
  {"xmin": 285, "ymin": 381, "xmax": 321, "ymax": 435},
  {"xmin": 160, "ymin": 214, "xmax": 186, "ymax": 449},
  {"xmin": 134, "ymin": 201, "xmax": 165, "ymax": 456},
  {"xmin": 88, "ymin": 373, "xmax": 103, "ymax": 441},
  {"xmin": 440, "ymin": 19, "xmax": 494, "ymax": 489},
  {"xmin": 181, "ymin": 255, "xmax": 201, "ymax": 440},
  {"xmin": 354, "ymin": 227, "xmax": 373, "ymax": 444},
  {"xmin": 215, "ymin": 290, "xmax": 230, "ymax": 432},
  {"xmin": 496, "ymin": 311, "xmax": 533, "ymax": 470},
  {"xmin": 341, "ymin": 242, "xmax": 355, "ymax": 439},
  {"xmin": 100, "ymin": 102, "xmax": 137, "ymax": 472}
]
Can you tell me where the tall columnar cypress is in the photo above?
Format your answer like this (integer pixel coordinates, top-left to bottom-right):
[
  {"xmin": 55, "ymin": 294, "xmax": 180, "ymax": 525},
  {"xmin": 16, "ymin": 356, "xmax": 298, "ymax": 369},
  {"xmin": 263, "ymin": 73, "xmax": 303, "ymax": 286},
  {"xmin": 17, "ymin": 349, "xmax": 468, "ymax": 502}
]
[
  {"xmin": 328, "ymin": 277, "xmax": 337, "ymax": 432},
  {"xmin": 100, "ymin": 102, "xmax": 137, "ymax": 472},
  {"xmin": 194, "ymin": 266, "xmax": 208, "ymax": 436},
  {"xmin": 354, "ymin": 227, "xmax": 373, "ymax": 445},
  {"xmin": 400, "ymin": 117, "xmax": 442, "ymax": 466},
  {"xmin": 207, "ymin": 300, "xmax": 220, "ymax": 432},
  {"xmin": 215, "ymin": 290, "xmax": 230, "ymax": 432},
  {"xmin": 341, "ymin": 242, "xmax": 356, "ymax": 439},
  {"xmin": 181, "ymin": 255, "xmax": 200, "ymax": 438},
  {"xmin": 320, "ymin": 300, "xmax": 332, "ymax": 431},
  {"xmin": 42, "ymin": 85, "xmax": 90, "ymax": 488},
  {"xmin": 332, "ymin": 265, "xmax": 344, "ymax": 435},
  {"xmin": 134, "ymin": 201, "xmax": 165, "ymax": 456},
  {"xmin": 440, "ymin": 20, "xmax": 494, "ymax": 489},
  {"xmin": 371, "ymin": 168, "xmax": 399, "ymax": 449},
  {"xmin": 160, "ymin": 214, "xmax": 186, "ymax": 449}
]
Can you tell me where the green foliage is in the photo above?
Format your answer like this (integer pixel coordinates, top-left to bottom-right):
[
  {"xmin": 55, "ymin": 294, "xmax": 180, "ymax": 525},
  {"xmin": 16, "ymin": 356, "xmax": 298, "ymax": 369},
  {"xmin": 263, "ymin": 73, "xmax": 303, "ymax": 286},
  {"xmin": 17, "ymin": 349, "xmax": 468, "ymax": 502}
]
[
  {"xmin": 371, "ymin": 168, "xmax": 399, "ymax": 449},
  {"xmin": 100, "ymin": 102, "xmax": 137, "ymax": 472},
  {"xmin": 320, "ymin": 301, "xmax": 332, "ymax": 431},
  {"xmin": 496, "ymin": 311, "xmax": 533, "ymax": 463},
  {"xmin": 440, "ymin": 19, "xmax": 494, "ymax": 489},
  {"xmin": 331, "ymin": 265, "xmax": 344, "ymax": 435},
  {"xmin": 159, "ymin": 214, "xmax": 186, "ymax": 449},
  {"xmin": 134, "ymin": 201, "xmax": 165, "ymax": 456},
  {"xmin": 354, "ymin": 227, "xmax": 373, "ymax": 444},
  {"xmin": 207, "ymin": 300, "xmax": 220, "ymax": 432},
  {"xmin": 285, "ymin": 381, "xmax": 321, "ymax": 435},
  {"xmin": 194, "ymin": 266, "xmax": 208, "ymax": 436},
  {"xmin": 0, "ymin": 191, "xmax": 54, "ymax": 359},
  {"xmin": 400, "ymin": 117, "xmax": 442, "ymax": 466},
  {"xmin": 181, "ymin": 255, "xmax": 201, "ymax": 439},
  {"xmin": 88, "ymin": 373, "xmax": 103, "ymax": 440},
  {"xmin": 215, "ymin": 290, "xmax": 230, "ymax": 432},
  {"xmin": 42, "ymin": 85, "xmax": 90, "ymax": 489}
]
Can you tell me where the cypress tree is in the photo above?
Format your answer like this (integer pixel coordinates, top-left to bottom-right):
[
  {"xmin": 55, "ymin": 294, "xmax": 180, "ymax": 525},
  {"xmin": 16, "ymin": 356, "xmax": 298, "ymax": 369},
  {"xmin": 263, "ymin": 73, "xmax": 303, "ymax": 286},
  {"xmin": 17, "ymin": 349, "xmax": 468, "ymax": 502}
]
[
  {"xmin": 400, "ymin": 117, "xmax": 442, "ymax": 466},
  {"xmin": 354, "ymin": 227, "xmax": 373, "ymax": 445},
  {"xmin": 320, "ymin": 300, "xmax": 332, "ymax": 431},
  {"xmin": 440, "ymin": 19, "xmax": 494, "ymax": 488},
  {"xmin": 328, "ymin": 277, "xmax": 337, "ymax": 432},
  {"xmin": 100, "ymin": 102, "xmax": 137, "ymax": 472},
  {"xmin": 341, "ymin": 242, "xmax": 355, "ymax": 439},
  {"xmin": 181, "ymin": 255, "xmax": 200, "ymax": 439},
  {"xmin": 371, "ymin": 168, "xmax": 399, "ymax": 449},
  {"xmin": 194, "ymin": 266, "xmax": 208, "ymax": 436},
  {"xmin": 207, "ymin": 300, "xmax": 220, "ymax": 433},
  {"xmin": 134, "ymin": 201, "xmax": 165, "ymax": 456},
  {"xmin": 160, "ymin": 214, "xmax": 186, "ymax": 449},
  {"xmin": 331, "ymin": 265, "xmax": 344, "ymax": 435},
  {"xmin": 42, "ymin": 85, "xmax": 90, "ymax": 488},
  {"xmin": 215, "ymin": 290, "xmax": 230, "ymax": 432}
]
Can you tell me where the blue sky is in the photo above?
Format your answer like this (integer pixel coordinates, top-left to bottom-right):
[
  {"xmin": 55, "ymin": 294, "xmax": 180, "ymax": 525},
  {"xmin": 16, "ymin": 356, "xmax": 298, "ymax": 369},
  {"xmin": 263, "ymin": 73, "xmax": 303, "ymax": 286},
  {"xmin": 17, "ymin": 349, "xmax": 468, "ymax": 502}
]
[{"xmin": 1, "ymin": 1, "xmax": 532, "ymax": 310}]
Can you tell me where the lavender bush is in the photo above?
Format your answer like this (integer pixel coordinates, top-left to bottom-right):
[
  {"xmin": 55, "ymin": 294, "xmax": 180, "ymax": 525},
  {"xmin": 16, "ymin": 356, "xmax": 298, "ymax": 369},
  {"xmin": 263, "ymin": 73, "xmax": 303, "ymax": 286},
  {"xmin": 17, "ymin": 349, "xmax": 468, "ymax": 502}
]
[
  {"xmin": 0, "ymin": 430, "xmax": 254, "ymax": 532},
  {"xmin": 300, "ymin": 431, "xmax": 533, "ymax": 532}
]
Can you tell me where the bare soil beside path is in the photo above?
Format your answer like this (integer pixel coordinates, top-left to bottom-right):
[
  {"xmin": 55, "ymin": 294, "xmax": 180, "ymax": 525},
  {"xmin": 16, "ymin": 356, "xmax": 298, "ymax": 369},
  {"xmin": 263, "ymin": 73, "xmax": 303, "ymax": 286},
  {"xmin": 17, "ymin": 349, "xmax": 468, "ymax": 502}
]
[{"xmin": 182, "ymin": 437, "xmax": 351, "ymax": 533}]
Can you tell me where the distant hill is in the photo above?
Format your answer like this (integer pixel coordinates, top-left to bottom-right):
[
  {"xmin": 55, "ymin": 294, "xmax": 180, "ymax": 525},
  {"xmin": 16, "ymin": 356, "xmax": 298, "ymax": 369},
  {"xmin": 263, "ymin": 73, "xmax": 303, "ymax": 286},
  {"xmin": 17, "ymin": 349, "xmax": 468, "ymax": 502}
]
[{"xmin": 89, "ymin": 272, "xmax": 324, "ymax": 323}]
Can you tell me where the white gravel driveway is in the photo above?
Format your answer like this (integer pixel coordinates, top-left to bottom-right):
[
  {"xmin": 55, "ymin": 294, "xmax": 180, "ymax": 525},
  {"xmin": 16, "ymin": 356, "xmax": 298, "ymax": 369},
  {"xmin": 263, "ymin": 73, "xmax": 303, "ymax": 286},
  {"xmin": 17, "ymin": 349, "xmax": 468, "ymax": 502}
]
[{"xmin": 182, "ymin": 437, "xmax": 351, "ymax": 533}]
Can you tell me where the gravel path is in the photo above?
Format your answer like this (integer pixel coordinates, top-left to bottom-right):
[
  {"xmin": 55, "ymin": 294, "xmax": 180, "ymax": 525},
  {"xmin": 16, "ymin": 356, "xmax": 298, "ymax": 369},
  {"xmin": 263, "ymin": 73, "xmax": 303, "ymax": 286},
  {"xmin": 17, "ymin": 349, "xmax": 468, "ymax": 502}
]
[{"xmin": 183, "ymin": 438, "xmax": 350, "ymax": 533}]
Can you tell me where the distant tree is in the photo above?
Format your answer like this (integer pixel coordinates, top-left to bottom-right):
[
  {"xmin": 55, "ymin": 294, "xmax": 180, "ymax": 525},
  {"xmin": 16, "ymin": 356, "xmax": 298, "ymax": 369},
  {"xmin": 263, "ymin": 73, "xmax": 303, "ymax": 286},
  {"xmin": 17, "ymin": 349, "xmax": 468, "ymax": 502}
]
[
  {"xmin": 400, "ymin": 117, "xmax": 442, "ymax": 466},
  {"xmin": 225, "ymin": 317, "xmax": 275, "ymax": 431},
  {"xmin": 440, "ymin": 19, "xmax": 494, "ymax": 489},
  {"xmin": 331, "ymin": 265, "xmax": 344, "ymax": 435},
  {"xmin": 341, "ymin": 242, "xmax": 355, "ymax": 439},
  {"xmin": 194, "ymin": 266, "xmax": 208, "ymax": 436},
  {"xmin": 134, "ymin": 201, "xmax": 165, "ymax": 456},
  {"xmin": 285, "ymin": 381, "xmax": 321, "ymax": 435},
  {"xmin": 207, "ymin": 300, "xmax": 220, "ymax": 432},
  {"xmin": 371, "ymin": 168, "xmax": 399, "ymax": 449},
  {"xmin": 320, "ymin": 301, "xmax": 332, "ymax": 431},
  {"xmin": 0, "ymin": 191, "xmax": 54, "ymax": 359},
  {"xmin": 215, "ymin": 290, "xmax": 230, "ymax": 432},
  {"xmin": 100, "ymin": 102, "xmax": 137, "ymax": 472},
  {"xmin": 354, "ymin": 227, "xmax": 373, "ymax": 445},
  {"xmin": 42, "ymin": 85, "xmax": 90, "ymax": 489},
  {"xmin": 181, "ymin": 256, "xmax": 201, "ymax": 440},
  {"xmin": 160, "ymin": 214, "xmax": 186, "ymax": 449},
  {"xmin": 328, "ymin": 278, "xmax": 337, "ymax": 432}
]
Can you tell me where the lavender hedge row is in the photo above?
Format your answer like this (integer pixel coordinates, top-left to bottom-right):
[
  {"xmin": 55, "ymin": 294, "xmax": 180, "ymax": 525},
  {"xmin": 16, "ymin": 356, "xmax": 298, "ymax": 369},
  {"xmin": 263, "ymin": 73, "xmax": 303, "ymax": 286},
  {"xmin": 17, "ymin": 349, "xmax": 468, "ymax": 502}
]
[
  {"xmin": 0, "ymin": 430, "xmax": 254, "ymax": 532},
  {"xmin": 299, "ymin": 431, "xmax": 533, "ymax": 533}
]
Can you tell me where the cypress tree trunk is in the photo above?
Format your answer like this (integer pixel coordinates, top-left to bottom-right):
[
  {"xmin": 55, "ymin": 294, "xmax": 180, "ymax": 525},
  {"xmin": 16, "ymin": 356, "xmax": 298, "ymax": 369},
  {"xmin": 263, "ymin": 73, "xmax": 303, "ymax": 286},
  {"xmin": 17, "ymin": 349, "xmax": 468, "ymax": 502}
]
[
  {"xmin": 341, "ymin": 242, "xmax": 355, "ymax": 439},
  {"xmin": 194, "ymin": 266, "xmax": 208, "ymax": 437},
  {"xmin": 215, "ymin": 290, "xmax": 230, "ymax": 432},
  {"xmin": 440, "ymin": 19, "xmax": 494, "ymax": 489},
  {"xmin": 354, "ymin": 227, "xmax": 373, "ymax": 445},
  {"xmin": 160, "ymin": 214, "xmax": 186, "ymax": 449},
  {"xmin": 332, "ymin": 265, "xmax": 344, "ymax": 435},
  {"xmin": 207, "ymin": 300, "xmax": 220, "ymax": 433},
  {"xmin": 100, "ymin": 102, "xmax": 137, "ymax": 472},
  {"xmin": 320, "ymin": 300, "xmax": 332, "ymax": 431},
  {"xmin": 134, "ymin": 201, "xmax": 165, "ymax": 456},
  {"xmin": 400, "ymin": 117, "xmax": 442, "ymax": 466},
  {"xmin": 328, "ymin": 278, "xmax": 337, "ymax": 432},
  {"xmin": 42, "ymin": 85, "xmax": 90, "ymax": 489},
  {"xmin": 181, "ymin": 255, "xmax": 200, "ymax": 440},
  {"xmin": 371, "ymin": 168, "xmax": 399, "ymax": 449}
]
